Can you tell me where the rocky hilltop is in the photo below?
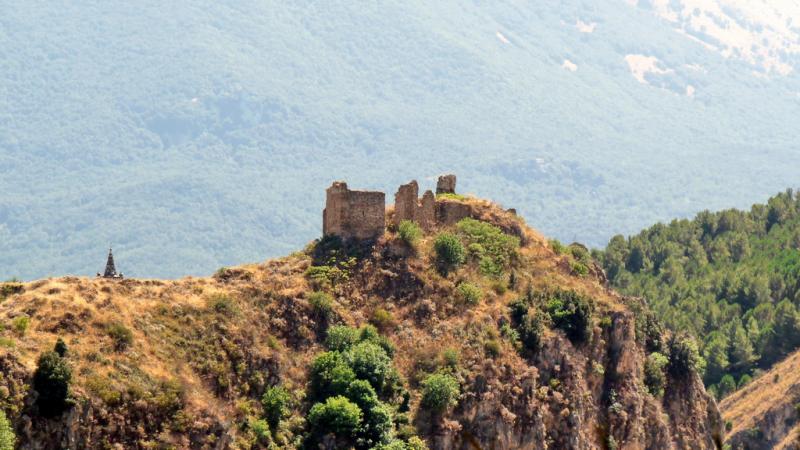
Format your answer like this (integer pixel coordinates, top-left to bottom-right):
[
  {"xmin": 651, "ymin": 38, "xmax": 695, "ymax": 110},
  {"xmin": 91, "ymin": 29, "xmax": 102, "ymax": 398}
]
[{"xmin": 0, "ymin": 179, "xmax": 722, "ymax": 449}]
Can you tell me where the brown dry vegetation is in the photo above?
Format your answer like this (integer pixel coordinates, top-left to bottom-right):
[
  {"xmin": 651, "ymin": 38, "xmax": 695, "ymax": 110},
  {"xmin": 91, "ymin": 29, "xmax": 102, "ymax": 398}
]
[
  {"xmin": 720, "ymin": 348, "xmax": 800, "ymax": 449},
  {"xmin": 0, "ymin": 197, "xmax": 720, "ymax": 449}
]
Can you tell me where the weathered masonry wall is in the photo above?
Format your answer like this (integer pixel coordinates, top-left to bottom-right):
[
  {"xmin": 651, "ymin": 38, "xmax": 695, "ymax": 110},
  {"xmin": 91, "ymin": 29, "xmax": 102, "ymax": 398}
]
[
  {"xmin": 323, "ymin": 182, "xmax": 386, "ymax": 240},
  {"xmin": 323, "ymin": 174, "xmax": 468, "ymax": 241},
  {"xmin": 393, "ymin": 181, "xmax": 436, "ymax": 231}
]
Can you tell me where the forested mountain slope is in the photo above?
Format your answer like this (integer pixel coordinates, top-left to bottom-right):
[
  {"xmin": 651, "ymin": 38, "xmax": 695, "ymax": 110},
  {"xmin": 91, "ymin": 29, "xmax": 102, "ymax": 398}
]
[
  {"xmin": 0, "ymin": 194, "xmax": 721, "ymax": 449},
  {"xmin": 3, "ymin": 0, "xmax": 800, "ymax": 279},
  {"xmin": 597, "ymin": 189, "xmax": 800, "ymax": 400}
]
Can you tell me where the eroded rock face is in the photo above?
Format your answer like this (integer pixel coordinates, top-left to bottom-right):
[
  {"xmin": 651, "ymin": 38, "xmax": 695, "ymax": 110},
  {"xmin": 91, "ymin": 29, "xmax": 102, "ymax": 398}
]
[{"xmin": 429, "ymin": 312, "xmax": 722, "ymax": 450}]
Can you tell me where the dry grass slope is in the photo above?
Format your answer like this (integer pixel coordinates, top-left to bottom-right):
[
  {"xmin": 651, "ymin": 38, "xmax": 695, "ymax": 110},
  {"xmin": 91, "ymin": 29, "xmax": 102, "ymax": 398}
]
[{"xmin": 720, "ymin": 348, "xmax": 800, "ymax": 449}]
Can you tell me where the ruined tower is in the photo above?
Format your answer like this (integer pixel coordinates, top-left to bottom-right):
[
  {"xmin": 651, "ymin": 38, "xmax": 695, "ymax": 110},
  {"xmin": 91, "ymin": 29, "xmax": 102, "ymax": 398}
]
[
  {"xmin": 323, "ymin": 182, "xmax": 386, "ymax": 240},
  {"xmin": 436, "ymin": 174, "xmax": 457, "ymax": 195},
  {"xmin": 393, "ymin": 180, "xmax": 436, "ymax": 231}
]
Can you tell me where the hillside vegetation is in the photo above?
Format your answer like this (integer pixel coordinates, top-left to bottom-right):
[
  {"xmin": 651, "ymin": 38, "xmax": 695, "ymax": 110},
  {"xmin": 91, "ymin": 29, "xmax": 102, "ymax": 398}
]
[
  {"xmin": 597, "ymin": 189, "xmax": 800, "ymax": 400},
  {"xmin": 4, "ymin": 1, "xmax": 800, "ymax": 279},
  {"xmin": 719, "ymin": 347, "xmax": 800, "ymax": 449},
  {"xmin": 0, "ymin": 195, "xmax": 721, "ymax": 449}
]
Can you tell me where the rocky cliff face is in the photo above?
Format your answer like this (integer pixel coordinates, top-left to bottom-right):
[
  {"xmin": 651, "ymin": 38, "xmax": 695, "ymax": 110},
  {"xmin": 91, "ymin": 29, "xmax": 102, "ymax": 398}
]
[{"xmin": 0, "ymin": 196, "xmax": 722, "ymax": 449}]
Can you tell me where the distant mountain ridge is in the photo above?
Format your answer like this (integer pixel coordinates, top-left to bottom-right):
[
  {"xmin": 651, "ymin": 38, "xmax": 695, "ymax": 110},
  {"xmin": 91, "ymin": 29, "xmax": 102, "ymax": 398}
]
[{"xmin": 2, "ymin": 0, "xmax": 800, "ymax": 279}]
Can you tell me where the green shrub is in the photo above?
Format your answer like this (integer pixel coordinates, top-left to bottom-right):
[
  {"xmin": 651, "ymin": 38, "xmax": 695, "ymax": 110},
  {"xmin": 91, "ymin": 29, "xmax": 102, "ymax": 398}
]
[
  {"xmin": 519, "ymin": 310, "xmax": 545, "ymax": 352},
  {"xmin": 345, "ymin": 342, "xmax": 392, "ymax": 393},
  {"xmin": 667, "ymin": 334, "xmax": 704, "ymax": 379},
  {"xmin": 0, "ymin": 283, "xmax": 23, "ymax": 301},
  {"xmin": 398, "ymin": 220, "xmax": 422, "ymax": 247},
  {"xmin": 491, "ymin": 280, "xmax": 507, "ymax": 295},
  {"xmin": 407, "ymin": 436, "xmax": 430, "ymax": 450},
  {"xmin": 570, "ymin": 261, "xmax": 589, "ymax": 277},
  {"xmin": 207, "ymin": 293, "xmax": 238, "ymax": 316},
  {"xmin": 33, "ymin": 351, "xmax": 72, "ymax": 417},
  {"xmin": 54, "ymin": 338, "xmax": 68, "ymax": 357},
  {"xmin": 456, "ymin": 218, "xmax": 519, "ymax": 277},
  {"xmin": 433, "ymin": 233, "xmax": 465, "ymax": 275},
  {"xmin": 326, "ymin": 325, "xmax": 360, "ymax": 352},
  {"xmin": 717, "ymin": 374, "xmax": 736, "ymax": 398},
  {"xmin": 456, "ymin": 282, "xmax": 482, "ymax": 305},
  {"xmin": 549, "ymin": 239, "xmax": 566, "ymax": 255},
  {"xmin": 484, "ymin": 339, "xmax": 501, "ymax": 358},
  {"xmin": 0, "ymin": 410, "xmax": 14, "ymax": 450},
  {"xmin": 644, "ymin": 352, "xmax": 668, "ymax": 396},
  {"xmin": 441, "ymin": 348, "xmax": 460, "ymax": 369},
  {"xmin": 420, "ymin": 373, "xmax": 460, "ymax": 413},
  {"xmin": 307, "ymin": 395, "xmax": 363, "ymax": 438},
  {"xmin": 371, "ymin": 308, "xmax": 395, "ymax": 331},
  {"xmin": 261, "ymin": 385, "xmax": 291, "ymax": 430},
  {"xmin": 545, "ymin": 290, "xmax": 594, "ymax": 343},
  {"xmin": 11, "ymin": 316, "xmax": 29, "ymax": 336},
  {"xmin": 250, "ymin": 418, "xmax": 272, "ymax": 444},
  {"xmin": 308, "ymin": 291, "xmax": 334, "ymax": 319},
  {"xmin": 106, "ymin": 322, "xmax": 133, "ymax": 351},
  {"xmin": 738, "ymin": 374, "xmax": 752, "ymax": 389},
  {"xmin": 309, "ymin": 351, "xmax": 357, "ymax": 401}
]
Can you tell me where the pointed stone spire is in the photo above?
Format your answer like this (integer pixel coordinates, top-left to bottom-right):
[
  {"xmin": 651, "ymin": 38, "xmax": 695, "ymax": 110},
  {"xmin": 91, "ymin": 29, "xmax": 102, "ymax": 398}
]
[{"xmin": 103, "ymin": 247, "xmax": 119, "ymax": 278}]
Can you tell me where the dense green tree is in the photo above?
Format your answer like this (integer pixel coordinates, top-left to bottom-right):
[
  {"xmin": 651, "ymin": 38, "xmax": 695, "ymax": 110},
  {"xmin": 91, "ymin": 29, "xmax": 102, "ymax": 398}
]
[
  {"xmin": 433, "ymin": 233, "xmax": 466, "ymax": 275},
  {"xmin": 33, "ymin": 350, "xmax": 72, "ymax": 417},
  {"xmin": 307, "ymin": 396, "xmax": 363, "ymax": 438},
  {"xmin": 261, "ymin": 386, "xmax": 291, "ymax": 431},
  {"xmin": 420, "ymin": 373, "xmax": 460, "ymax": 413}
]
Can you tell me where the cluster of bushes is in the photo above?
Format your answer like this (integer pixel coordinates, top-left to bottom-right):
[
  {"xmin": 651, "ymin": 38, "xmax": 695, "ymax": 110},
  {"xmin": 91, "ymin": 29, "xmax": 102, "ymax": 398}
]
[
  {"xmin": 507, "ymin": 288, "xmax": 595, "ymax": 354},
  {"xmin": 0, "ymin": 282, "xmax": 22, "ymax": 301},
  {"xmin": 598, "ymin": 189, "xmax": 800, "ymax": 394},
  {"xmin": 456, "ymin": 218, "xmax": 519, "ymax": 277},
  {"xmin": 305, "ymin": 325, "xmax": 424, "ymax": 449},
  {"xmin": 433, "ymin": 218, "xmax": 519, "ymax": 279},
  {"xmin": 246, "ymin": 385, "xmax": 294, "ymax": 446}
]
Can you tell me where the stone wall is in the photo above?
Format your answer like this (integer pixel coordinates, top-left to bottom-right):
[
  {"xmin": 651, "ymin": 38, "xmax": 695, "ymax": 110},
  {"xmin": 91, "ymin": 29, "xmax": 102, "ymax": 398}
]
[
  {"xmin": 323, "ymin": 174, "xmax": 469, "ymax": 241},
  {"xmin": 323, "ymin": 182, "xmax": 385, "ymax": 240},
  {"xmin": 436, "ymin": 174, "xmax": 457, "ymax": 194},
  {"xmin": 393, "ymin": 181, "xmax": 437, "ymax": 231}
]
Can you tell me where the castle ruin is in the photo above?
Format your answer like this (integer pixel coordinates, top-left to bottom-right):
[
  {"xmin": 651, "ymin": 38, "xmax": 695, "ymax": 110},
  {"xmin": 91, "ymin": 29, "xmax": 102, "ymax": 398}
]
[
  {"xmin": 323, "ymin": 174, "xmax": 472, "ymax": 241},
  {"xmin": 323, "ymin": 182, "xmax": 386, "ymax": 240}
]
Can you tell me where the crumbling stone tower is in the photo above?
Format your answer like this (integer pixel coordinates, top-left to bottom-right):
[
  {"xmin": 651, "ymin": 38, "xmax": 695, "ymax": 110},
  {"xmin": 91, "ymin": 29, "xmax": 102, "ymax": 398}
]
[
  {"xmin": 323, "ymin": 182, "xmax": 386, "ymax": 240},
  {"xmin": 393, "ymin": 181, "xmax": 435, "ymax": 231},
  {"xmin": 436, "ymin": 174, "xmax": 457, "ymax": 195}
]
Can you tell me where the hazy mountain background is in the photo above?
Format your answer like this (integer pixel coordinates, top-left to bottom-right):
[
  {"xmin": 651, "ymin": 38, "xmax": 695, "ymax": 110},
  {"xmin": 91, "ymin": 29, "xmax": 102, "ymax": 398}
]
[{"xmin": 2, "ymin": 0, "xmax": 800, "ymax": 279}]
